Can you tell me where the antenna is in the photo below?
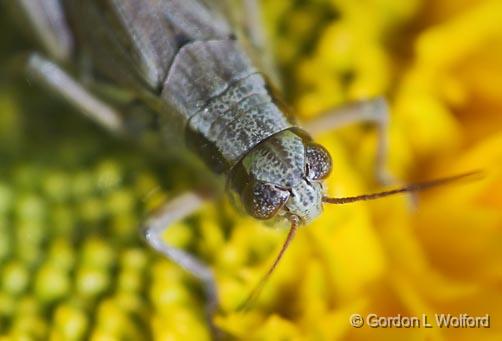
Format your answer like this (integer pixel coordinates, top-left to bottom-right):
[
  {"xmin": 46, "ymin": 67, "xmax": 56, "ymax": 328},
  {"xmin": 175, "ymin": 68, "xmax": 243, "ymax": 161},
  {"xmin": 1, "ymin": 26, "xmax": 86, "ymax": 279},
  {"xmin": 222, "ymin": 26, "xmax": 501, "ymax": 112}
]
[
  {"xmin": 239, "ymin": 215, "xmax": 299, "ymax": 312},
  {"xmin": 323, "ymin": 171, "xmax": 482, "ymax": 204}
]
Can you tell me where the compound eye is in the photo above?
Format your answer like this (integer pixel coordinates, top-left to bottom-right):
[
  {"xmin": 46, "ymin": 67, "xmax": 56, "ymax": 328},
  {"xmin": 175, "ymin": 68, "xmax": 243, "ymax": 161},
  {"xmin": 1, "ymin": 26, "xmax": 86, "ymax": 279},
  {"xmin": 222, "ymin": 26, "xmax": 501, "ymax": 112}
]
[
  {"xmin": 242, "ymin": 181, "xmax": 290, "ymax": 220},
  {"xmin": 305, "ymin": 143, "xmax": 332, "ymax": 180}
]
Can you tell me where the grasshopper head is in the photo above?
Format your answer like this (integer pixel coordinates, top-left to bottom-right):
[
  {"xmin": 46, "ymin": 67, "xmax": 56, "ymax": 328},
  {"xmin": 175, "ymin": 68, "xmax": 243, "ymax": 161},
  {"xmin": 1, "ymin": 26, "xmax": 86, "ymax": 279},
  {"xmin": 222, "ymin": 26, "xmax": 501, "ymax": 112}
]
[{"xmin": 231, "ymin": 130, "xmax": 331, "ymax": 225}]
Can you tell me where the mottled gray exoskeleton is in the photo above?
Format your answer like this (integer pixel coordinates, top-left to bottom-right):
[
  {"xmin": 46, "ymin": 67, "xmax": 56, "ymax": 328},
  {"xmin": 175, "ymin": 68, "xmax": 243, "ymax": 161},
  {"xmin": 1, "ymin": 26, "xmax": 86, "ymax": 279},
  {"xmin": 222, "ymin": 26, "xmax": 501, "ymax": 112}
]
[{"xmin": 7, "ymin": 0, "xmax": 474, "ymax": 328}]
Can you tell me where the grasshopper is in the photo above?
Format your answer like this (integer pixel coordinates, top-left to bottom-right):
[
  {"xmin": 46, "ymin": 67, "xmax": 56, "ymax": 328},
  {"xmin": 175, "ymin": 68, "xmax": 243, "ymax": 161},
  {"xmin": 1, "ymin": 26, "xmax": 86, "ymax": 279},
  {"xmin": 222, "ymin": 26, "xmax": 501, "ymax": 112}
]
[{"xmin": 6, "ymin": 0, "xmax": 478, "ymax": 328}]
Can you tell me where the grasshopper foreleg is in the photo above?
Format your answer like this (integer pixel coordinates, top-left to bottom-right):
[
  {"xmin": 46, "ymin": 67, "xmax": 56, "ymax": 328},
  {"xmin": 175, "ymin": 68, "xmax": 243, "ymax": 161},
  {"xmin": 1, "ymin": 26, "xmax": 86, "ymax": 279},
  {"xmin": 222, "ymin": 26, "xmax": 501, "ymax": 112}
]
[
  {"xmin": 304, "ymin": 97, "xmax": 393, "ymax": 185},
  {"xmin": 26, "ymin": 53, "xmax": 124, "ymax": 134},
  {"xmin": 142, "ymin": 192, "xmax": 219, "ymax": 325}
]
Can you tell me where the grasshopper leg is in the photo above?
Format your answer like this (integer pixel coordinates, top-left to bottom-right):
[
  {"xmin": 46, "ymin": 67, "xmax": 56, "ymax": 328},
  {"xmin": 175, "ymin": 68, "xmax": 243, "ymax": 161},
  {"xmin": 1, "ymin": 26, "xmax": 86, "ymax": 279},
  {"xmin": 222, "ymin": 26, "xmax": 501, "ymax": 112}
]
[
  {"xmin": 142, "ymin": 192, "xmax": 220, "ymax": 326},
  {"xmin": 7, "ymin": 0, "xmax": 73, "ymax": 62},
  {"xmin": 26, "ymin": 53, "xmax": 124, "ymax": 134},
  {"xmin": 304, "ymin": 97, "xmax": 393, "ymax": 185}
]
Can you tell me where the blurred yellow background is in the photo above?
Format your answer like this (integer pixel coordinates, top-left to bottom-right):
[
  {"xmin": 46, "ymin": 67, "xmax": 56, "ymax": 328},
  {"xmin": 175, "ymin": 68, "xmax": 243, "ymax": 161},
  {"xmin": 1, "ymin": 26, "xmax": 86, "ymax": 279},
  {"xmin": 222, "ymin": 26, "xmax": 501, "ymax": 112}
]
[{"xmin": 0, "ymin": 0, "xmax": 501, "ymax": 340}]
